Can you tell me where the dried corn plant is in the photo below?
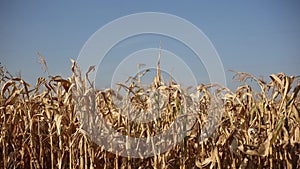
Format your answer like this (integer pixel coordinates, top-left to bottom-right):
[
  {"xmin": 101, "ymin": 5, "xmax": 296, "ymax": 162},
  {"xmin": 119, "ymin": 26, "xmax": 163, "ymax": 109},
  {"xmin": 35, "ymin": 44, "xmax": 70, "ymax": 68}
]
[{"xmin": 0, "ymin": 57, "xmax": 299, "ymax": 169}]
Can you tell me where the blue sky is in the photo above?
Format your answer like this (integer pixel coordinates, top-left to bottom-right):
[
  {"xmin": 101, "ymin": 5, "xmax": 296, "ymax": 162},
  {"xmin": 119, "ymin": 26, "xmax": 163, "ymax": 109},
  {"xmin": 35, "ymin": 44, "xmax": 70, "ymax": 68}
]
[{"xmin": 1, "ymin": 1, "xmax": 300, "ymax": 89}]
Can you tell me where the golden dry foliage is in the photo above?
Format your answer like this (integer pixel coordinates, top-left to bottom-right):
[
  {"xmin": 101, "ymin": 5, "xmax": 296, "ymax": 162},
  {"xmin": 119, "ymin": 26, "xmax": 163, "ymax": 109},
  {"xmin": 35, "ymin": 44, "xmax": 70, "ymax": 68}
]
[{"xmin": 0, "ymin": 60, "xmax": 299, "ymax": 169}]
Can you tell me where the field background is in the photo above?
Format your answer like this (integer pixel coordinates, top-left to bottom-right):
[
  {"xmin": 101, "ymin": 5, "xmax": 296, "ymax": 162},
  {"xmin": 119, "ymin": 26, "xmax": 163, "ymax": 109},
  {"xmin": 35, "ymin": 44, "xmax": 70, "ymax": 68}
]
[{"xmin": 1, "ymin": 1, "xmax": 300, "ymax": 169}]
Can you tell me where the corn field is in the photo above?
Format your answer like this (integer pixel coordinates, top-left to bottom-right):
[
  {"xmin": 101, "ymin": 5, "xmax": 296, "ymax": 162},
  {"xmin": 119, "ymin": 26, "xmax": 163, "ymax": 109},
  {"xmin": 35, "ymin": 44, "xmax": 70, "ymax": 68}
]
[{"xmin": 0, "ymin": 58, "xmax": 299, "ymax": 169}]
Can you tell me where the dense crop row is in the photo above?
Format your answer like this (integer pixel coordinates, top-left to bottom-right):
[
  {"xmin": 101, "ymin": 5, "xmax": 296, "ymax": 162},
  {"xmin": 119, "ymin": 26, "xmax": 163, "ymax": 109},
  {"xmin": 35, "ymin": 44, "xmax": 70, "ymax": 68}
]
[{"xmin": 0, "ymin": 59, "xmax": 299, "ymax": 168}]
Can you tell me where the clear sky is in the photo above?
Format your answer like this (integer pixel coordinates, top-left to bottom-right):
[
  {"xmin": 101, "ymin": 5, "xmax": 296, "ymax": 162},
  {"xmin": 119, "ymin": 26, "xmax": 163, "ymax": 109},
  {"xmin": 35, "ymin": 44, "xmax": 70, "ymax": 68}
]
[{"xmin": 1, "ymin": 1, "xmax": 300, "ymax": 90}]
